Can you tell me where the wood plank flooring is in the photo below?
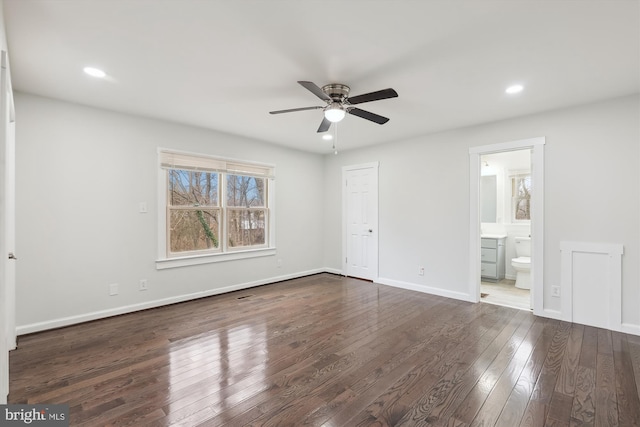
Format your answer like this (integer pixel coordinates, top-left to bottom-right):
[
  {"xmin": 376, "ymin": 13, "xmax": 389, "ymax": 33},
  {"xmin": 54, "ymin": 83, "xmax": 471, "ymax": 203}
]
[
  {"xmin": 8, "ymin": 273, "xmax": 640, "ymax": 426},
  {"xmin": 480, "ymin": 279, "xmax": 530, "ymax": 311}
]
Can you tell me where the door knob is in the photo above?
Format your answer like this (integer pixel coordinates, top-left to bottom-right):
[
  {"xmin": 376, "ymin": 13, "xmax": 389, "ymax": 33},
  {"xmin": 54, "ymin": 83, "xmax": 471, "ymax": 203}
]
[
  {"xmin": 8, "ymin": 252, "xmax": 17, "ymax": 260},
  {"xmin": 368, "ymin": 229, "xmax": 373, "ymax": 233}
]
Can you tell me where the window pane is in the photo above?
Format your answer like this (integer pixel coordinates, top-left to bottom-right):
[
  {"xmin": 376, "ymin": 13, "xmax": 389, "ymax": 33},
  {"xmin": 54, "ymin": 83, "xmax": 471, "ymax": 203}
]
[
  {"xmin": 169, "ymin": 170, "xmax": 218, "ymax": 206},
  {"xmin": 226, "ymin": 175, "xmax": 265, "ymax": 207},
  {"xmin": 512, "ymin": 175, "xmax": 531, "ymax": 220},
  {"xmin": 517, "ymin": 176, "xmax": 531, "ymax": 198},
  {"xmin": 515, "ymin": 199, "xmax": 530, "ymax": 220},
  {"xmin": 228, "ymin": 209, "xmax": 266, "ymax": 248},
  {"xmin": 169, "ymin": 209, "xmax": 220, "ymax": 252}
]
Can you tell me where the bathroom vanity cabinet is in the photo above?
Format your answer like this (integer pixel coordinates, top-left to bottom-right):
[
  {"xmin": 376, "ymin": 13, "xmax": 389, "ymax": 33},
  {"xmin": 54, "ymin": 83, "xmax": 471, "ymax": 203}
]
[{"xmin": 481, "ymin": 236, "xmax": 505, "ymax": 281}]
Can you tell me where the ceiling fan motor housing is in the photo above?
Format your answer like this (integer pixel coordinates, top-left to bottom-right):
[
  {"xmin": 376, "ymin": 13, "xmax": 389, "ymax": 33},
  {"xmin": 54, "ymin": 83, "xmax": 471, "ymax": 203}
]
[{"xmin": 322, "ymin": 84, "xmax": 350, "ymax": 102}]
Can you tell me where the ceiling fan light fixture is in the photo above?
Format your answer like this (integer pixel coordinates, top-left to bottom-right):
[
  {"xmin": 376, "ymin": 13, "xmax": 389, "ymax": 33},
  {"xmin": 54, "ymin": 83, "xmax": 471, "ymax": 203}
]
[{"xmin": 324, "ymin": 103, "xmax": 346, "ymax": 123}]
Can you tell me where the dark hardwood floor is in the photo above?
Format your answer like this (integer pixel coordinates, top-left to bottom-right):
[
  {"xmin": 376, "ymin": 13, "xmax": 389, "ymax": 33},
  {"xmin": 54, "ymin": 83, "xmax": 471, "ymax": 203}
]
[{"xmin": 8, "ymin": 273, "xmax": 640, "ymax": 426}]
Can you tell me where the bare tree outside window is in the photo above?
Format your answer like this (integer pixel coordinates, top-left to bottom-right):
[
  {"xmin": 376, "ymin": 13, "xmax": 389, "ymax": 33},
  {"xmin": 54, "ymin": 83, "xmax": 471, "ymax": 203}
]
[
  {"xmin": 226, "ymin": 175, "xmax": 266, "ymax": 248},
  {"xmin": 168, "ymin": 170, "xmax": 220, "ymax": 253},
  {"xmin": 161, "ymin": 151, "xmax": 273, "ymax": 258}
]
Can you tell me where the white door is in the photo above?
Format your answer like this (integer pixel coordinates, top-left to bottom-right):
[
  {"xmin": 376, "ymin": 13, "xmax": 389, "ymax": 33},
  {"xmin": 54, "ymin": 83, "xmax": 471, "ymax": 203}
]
[
  {"xmin": 343, "ymin": 163, "xmax": 378, "ymax": 281},
  {"xmin": 0, "ymin": 50, "xmax": 16, "ymax": 404}
]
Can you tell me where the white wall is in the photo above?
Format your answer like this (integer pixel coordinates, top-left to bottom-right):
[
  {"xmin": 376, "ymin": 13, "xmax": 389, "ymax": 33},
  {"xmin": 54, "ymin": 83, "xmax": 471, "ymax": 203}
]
[
  {"xmin": 12, "ymin": 91, "xmax": 640, "ymax": 334},
  {"xmin": 14, "ymin": 93, "xmax": 325, "ymax": 332},
  {"xmin": 323, "ymin": 94, "xmax": 640, "ymax": 329}
]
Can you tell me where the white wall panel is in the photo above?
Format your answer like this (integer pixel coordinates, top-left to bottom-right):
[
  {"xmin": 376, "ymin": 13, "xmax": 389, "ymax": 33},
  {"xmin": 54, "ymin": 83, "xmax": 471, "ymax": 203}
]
[{"xmin": 560, "ymin": 241, "xmax": 623, "ymax": 331}]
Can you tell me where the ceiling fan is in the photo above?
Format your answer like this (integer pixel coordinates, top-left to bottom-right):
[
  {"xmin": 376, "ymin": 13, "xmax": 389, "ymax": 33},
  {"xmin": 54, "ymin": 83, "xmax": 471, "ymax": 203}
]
[{"xmin": 269, "ymin": 81, "xmax": 398, "ymax": 133}]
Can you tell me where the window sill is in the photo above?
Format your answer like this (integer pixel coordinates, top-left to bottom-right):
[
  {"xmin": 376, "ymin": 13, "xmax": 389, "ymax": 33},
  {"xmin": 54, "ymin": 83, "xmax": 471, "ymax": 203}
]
[{"xmin": 156, "ymin": 247, "xmax": 276, "ymax": 270}]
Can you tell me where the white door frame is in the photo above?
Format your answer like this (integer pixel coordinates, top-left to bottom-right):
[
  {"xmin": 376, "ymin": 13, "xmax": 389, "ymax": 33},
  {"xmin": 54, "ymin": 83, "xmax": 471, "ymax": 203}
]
[
  {"xmin": 0, "ymin": 50, "xmax": 16, "ymax": 404},
  {"xmin": 469, "ymin": 137, "xmax": 545, "ymax": 315},
  {"xmin": 342, "ymin": 162, "xmax": 379, "ymax": 281}
]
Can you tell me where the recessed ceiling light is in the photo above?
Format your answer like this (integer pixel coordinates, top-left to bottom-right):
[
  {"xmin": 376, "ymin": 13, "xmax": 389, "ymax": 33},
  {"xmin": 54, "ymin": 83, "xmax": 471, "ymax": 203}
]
[
  {"xmin": 83, "ymin": 67, "xmax": 106, "ymax": 78},
  {"xmin": 505, "ymin": 84, "xmax": 524, "ymax": 94},
  {"xmin": 322, "ymin": 134, "xmax": 333, "ymax": 141}
]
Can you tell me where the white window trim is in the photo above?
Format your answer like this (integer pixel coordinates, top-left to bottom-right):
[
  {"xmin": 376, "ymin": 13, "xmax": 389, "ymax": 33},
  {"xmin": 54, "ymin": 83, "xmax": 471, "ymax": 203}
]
[{"xmin": 156, "ymin": 148, "xmax": 276, "ymax": 270}]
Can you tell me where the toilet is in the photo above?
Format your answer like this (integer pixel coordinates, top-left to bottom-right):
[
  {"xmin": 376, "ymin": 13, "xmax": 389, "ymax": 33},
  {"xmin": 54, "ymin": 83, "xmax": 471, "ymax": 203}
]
[{"xmin": 512, "ymin": 237, "xmax": 531, "ymax": 289}]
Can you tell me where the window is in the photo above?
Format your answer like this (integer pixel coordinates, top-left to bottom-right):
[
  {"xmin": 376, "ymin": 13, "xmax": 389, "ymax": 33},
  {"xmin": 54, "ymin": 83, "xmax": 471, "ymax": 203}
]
[
  {"xmin": 158, "ymin": 150, "xmax": 275, "ymax": 268},
  {"xmin": 512, "ymin": 173, "xmax": 531, "ymax": 221},
  {"xmin": 227, "ymin": 174, "xmax": 267, "ymax": 248},
  {"xmin": 168, "ymin": 169, "xmax": 220, "ymax": 254}
]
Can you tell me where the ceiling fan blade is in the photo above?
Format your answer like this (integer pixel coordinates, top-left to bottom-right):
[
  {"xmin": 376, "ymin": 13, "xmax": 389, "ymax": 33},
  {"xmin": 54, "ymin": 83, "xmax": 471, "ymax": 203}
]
[
  {"xmin": 347, "ymin": 88, "xmax": 398, "ymax": 105},
  {"xmin": 317, "ymin": 117, "xmax": 332, "ymax": 133},
  {"xmin": 348, "ymin": 108, "xmax": 390, "ymax": 124},
  {"xmin": 298, "ymin": 81, "xmax": 332, "ymax": 102},
  {"xmin": 269, "ymin": 106, "xmax": 323, "ymax": 114}
]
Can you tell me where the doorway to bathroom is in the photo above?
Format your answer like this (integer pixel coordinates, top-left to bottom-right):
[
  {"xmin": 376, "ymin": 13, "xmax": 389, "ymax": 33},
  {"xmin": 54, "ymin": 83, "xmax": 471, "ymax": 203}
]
[
  {"xmin": 468, "ymin": 137, "xmax": 545, "ymax": 315},
  {"xmin": 479, "ymin": 149, "xmax": 531, "ymax": 310}
]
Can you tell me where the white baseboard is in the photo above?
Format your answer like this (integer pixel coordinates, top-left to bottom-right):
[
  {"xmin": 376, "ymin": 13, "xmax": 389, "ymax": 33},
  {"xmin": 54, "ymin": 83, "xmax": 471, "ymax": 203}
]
[
  {"xmin": 536, "ymin": 310, "xmax": 640, "ymax": 336},
  {"xmin": 621, "ymin": 323, "xmax": 640, "ymax": 336},
  {"xmin": 16, "ymin": 268, "xmax": 328, "ymax": 336},
  {"xmin": 324, "ymin": 267, "xmax": 343, "ymax": 275},
  {"xmin": 376, "ymin": 277, "xmax": 472, "ymax": 302},
  {"xmin": 17, "ymin": 269, "xmax": 640, "ymax": 338},
  {"xmin": 540, "ymin": 308, "xmax": 563, "ymax": 321}
]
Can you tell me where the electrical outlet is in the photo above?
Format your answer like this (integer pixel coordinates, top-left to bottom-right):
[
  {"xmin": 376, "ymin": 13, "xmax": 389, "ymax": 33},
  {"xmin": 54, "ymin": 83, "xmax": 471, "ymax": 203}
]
[
  {"xmin": 109, "ymin": 283, "xmax": 118, "ymax": 296},
  {"xmin": 277, "ymin": 258, "xmax": 283, "ymax": 268},
  {"xmin": 552, "ymin": 286, "xmax": 560, "ymax": 297},
  {"xmin": 418, "ymin": 266, "xmax": 425, "ymax": 276},
  {"xmin": 139, "ymin": 279, "xmax": 148, "ymax": 291},
  {"xmin": 139, "ymin": 202, "xmax": 148, "ymax": 213}
]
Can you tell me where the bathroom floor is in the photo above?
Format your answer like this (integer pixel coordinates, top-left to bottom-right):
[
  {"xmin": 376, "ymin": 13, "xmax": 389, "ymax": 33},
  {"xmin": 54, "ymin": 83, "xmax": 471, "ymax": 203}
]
[{"xmin": 480, "ymin": 279, "xmax": 530, "ymax": 310}]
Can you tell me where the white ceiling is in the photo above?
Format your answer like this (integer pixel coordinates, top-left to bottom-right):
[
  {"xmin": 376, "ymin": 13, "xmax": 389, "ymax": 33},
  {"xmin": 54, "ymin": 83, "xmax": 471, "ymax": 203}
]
[{"xmin": 3, "ymin": 0, "xmax": 639, "ymax": 153}]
